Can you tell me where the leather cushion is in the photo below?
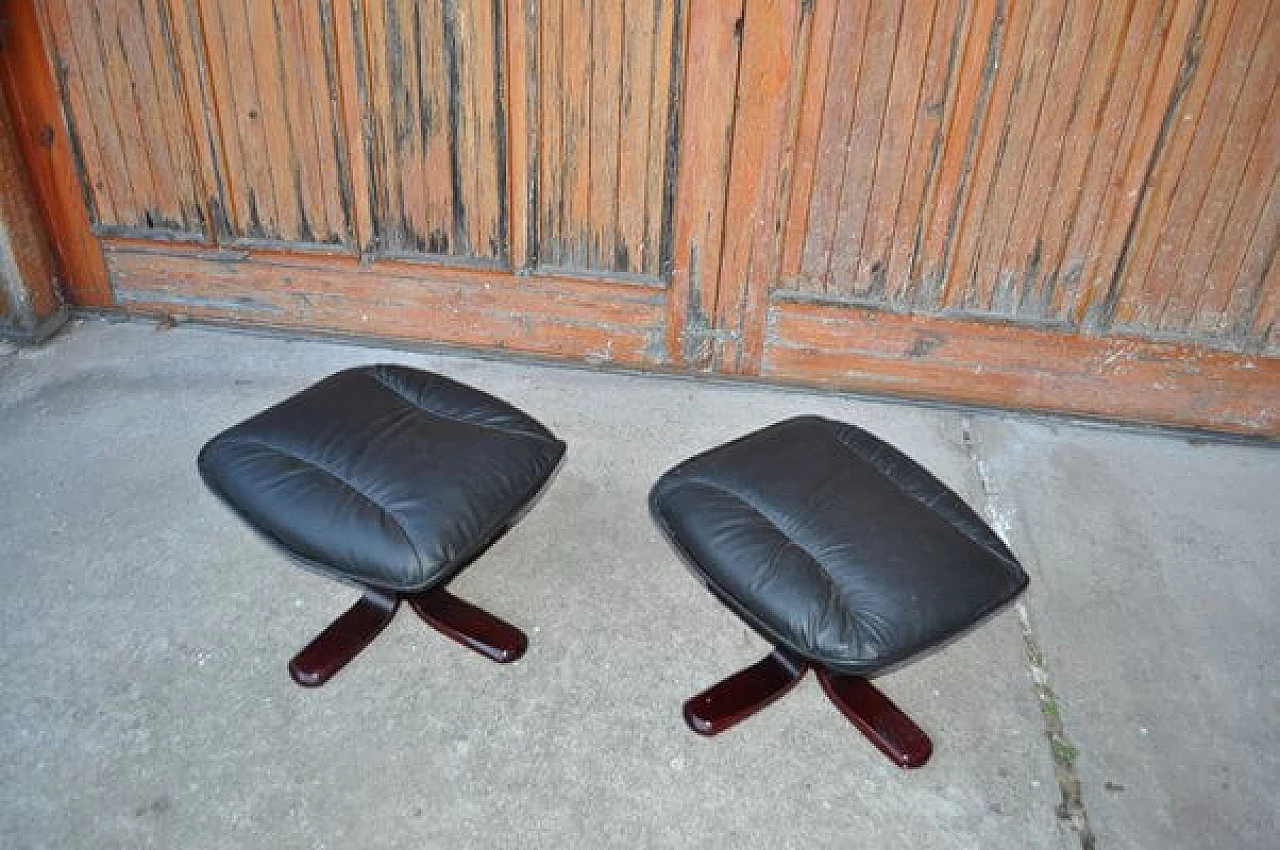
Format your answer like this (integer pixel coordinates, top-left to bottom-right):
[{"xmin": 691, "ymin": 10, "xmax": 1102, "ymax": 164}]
[
  {"xmin": 650, "ymin": 416, "xmax": 1027, "ymax": 675},
  {"xmin": 199, "ymin": 365, "xmax": 565, "ymax": 591}
]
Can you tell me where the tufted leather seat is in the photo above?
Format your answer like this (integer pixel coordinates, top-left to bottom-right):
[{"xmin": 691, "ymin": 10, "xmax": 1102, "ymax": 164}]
[
  {"xmin": 650, "ymin": 415, "xmax": 1027, "ymax": 675},
  {"xmin": 651, "ymin": 416, "xmax": 1027, "ymax": 765},
  {"xmin": 200, "ymin": 364, "xmax": 565, "ymax": 591},
  {"xmin": 199, "ymin": 364, "xmax": 564, "ymax": 686}
]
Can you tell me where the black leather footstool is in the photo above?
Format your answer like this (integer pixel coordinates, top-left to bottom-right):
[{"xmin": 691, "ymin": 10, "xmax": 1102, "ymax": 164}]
[
  {"xmin": 650, "ymin": 416, "xmax": 1028, "ymax": 767},
  {"xmin": 199, "ymin": 365, "xmax": 565, "ymax": 686}
]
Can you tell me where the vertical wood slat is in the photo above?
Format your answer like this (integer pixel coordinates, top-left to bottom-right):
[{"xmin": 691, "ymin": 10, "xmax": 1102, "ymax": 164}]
[
  {"xmin": 332, "ymin": 0, "xmax": 375, "ymax": 254},
  {"xmin": 778, "ymin": 0, "xmax": 836, "ymax": 283},
  {"xmin": 824, "ymin": 0, "xmax": 901, "ymax": 295},
  {"xmin": 885, "ymin": 0, "xmax": 964, "ymax": 306},
  {"xmin": 667, "ymin": 0, "xmax": 735, "ymax": 367},
  {"xmin": 504, "ymin": 0, "xmax": 533, "ymax": 269},
  {"xmin": 964, "ymin": 0, "xmax": 1069, "ymax": 313},
  {"xmin": 616, "ymin": 0, "xmax": 654, "ymax": 274},
  {"xmin": 1, "ymin": 0, "xmax": 110, "ymax": 304},
  {"xmin": 993, "ymin": 0, "xmax": 1101, "ymax": 318},
  {"xmin": 534, "ymin": 0, "xmax": 677, "ymax": 277},
  {"xmin": 42, "ymin": 0, "xmax": 117, "ymax": 223},
  {"xmin": 588, "ymin": 0, "xmax": 621, "ymax": 270},
  {"xmin": 1158, "ymin": 2, "xmax": 1280, "ymax": 334},
  {"xmin": 714, "ymin": 0, "xmax": 803, "ymax": 373},
  {"xmin": 535, "ymin": 0, "xmax": 563, "ymax": 267},
  {"xmin": 45, "ymin": 0, "xmax": 206, "ymax": 236},
  {"xmin": 643, "ymin": 0, "xmax": 676, "ymax": 277},
  {"xmin": 799, "ymin": 0, "xmax": 868, "ymax": 291},
  {"xmin": 850, "ymin": 0, "xmax": 935, "ymax": 299},
  {"xmin": 360, "ymin": 0, "xmax": 505, "ymax": 260},
  {"xmin": 559, "ymin": 0, "xmax": 591, "ymax": 268},
  {"xmin": 1113, "ymin": 0, "xmax": 1252, "ymax": 330},
  {"xmin": 936, "ymin": 0, "xmax": 1035, "ymax": 310},
  {"xmin": 1214, "ymin": 99, "xmax": 1280, "ymax": 344}
]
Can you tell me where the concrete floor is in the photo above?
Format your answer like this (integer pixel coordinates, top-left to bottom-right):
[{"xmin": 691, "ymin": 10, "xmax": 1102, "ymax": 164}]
[{"xmin": 1, "ymin": 319, "xmax": 1276, "ymax": 850}]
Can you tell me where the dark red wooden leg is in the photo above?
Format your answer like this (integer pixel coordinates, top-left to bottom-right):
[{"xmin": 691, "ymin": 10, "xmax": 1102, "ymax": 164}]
[
  {"xmin": 684, "ymin": 651, "xmax": 809, "ymax": 736},
  {"xmin": 407, "ymin": 587, "xmax": 528, "ymax": 663},
  {"xmin": 288, "ymin": 589, "xmax": 399, "ymax": 687},
  {"xmin": 817, "ymin": 670, "xmax": 933, "ymax": 768}
]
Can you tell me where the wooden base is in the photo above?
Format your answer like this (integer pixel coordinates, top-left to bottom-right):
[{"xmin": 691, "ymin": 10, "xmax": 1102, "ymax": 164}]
[
  {"xmin": 685, "ymin": 651, "xmax": 934, "ymax": 769},
  {"xmin": 816, "ymin": 670, "xmax": 933, "ymax": 769},
  {"xmin": 287, "ymin": 585, "xmax": 528, "ymax": 687},
  {"xmin": 407, "ymin": 587, "xmax": 528, "ymax": 663},
  {"xmin": 683, "ymin": 650, "xmax": 808, "ymax": 735},
  {"xmin": 288, "ymin": 589, "xmax": 399, "ymax": 687}
]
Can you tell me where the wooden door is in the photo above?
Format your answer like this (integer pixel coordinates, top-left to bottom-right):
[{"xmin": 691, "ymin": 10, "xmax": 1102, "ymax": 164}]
[
  {"xmin": 715, "ymin": 0, "xmax": 1280, "ymax": 435},
  {"xmin": 3, "ymin": 0, "xmax": 749, "ymax": 369},
  {"xmin": 3, "ymin": 0, "xmax": 1279, "ymax": 436}
]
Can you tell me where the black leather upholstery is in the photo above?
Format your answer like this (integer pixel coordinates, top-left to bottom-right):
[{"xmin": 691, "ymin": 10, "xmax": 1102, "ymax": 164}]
[
  {"xmin": 199, "ymin": 365, "xmax": 565, "ymax": 591},
  {"xmin": 650, "ymin": 416, "xmax": 1027, "ymax": 675}
]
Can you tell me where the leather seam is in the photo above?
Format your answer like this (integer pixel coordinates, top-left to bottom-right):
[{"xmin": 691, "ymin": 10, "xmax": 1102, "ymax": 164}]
[
  {"xmin": 221, "ymin": 436, "xmax": 423, "ymax": 575},
  {"xmin": 819, "ymin": 418, "xmax": 1021, "ymax": 578},
  {"xmin": 366, "ymin": 368, "xmax": 558, "ymax": 446}
]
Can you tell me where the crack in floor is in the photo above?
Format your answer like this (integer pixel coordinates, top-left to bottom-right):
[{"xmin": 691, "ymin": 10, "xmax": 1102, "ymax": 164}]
[{"xmin": 961, "ymin": 414, "xmax": 1097, "ymax": 850}]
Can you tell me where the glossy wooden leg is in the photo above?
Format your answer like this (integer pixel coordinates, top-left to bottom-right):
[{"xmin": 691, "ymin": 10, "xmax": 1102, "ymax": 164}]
[
  {"xmin": 288, "ymin": 589, "xmax": 399, "ymax": 687},
  {"xmin": 407, "ymin": 587, "xmax": 528, "ymax": 663},
  {"xmin": 817, "ymin": 670, "xmax": 933, "ymax": 769},
  {"xmin": 684, "ymin": 650, "xmax": 809, "ymax": 736}
]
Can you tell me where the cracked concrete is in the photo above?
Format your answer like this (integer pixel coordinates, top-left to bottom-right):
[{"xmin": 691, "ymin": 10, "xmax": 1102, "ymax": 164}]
[{"xmin": 1, "ymin": 318, "xmax": 1276, "ymax": 849}]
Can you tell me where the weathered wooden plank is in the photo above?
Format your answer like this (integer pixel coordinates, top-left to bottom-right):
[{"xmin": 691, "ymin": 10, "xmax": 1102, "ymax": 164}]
[
  {"xmin": 851, "ymin": 0, "xmax": 935, "ymax": 300},
  {"xmin": 164, "ymin": 0, "xmax": 226, "ymax": 242},
  {"xmin": 1166, "ymin": 3, "xmax": 1280, "ymax": 334},
  {"xmin": 332, "ymin": 0, "xmax": 376, "ymax": 253},
  {"xmin": 667, "ymin": 0, "xmax": 737, "ymax": 367},
  {"xmin": 1115, "ymin": 0, "xmax": 1254, "ymax": 331},
  {"xmin": 1028, "ymin": 0, "xmax": 1128, "ymax": 322},
  {"xmin": 120, "ymin": 0, "xmax": 197, "ymax": 230},
  {"xmin": 503, "ymin": 0, "xmax": 533, "ymax": 269},
  {"xmin": 617, "ymin": 0, "xmax": 655, "ymax": 275},
  {"xmin": 885, "ymin": 0, "xmax": 964, "ymax": 305},
  {"xmin": 588, "ymin": 0, "xmax": 621, "ymax": 270},
  {"xmin": 458, "ymin": 0, "xmax": 506, "ymax": 260},
  {"xmin": 989, "ymin": 0, "xmax": 1092, "ymax": 317},
  {"xmin": 914, "ymin": 0, "xmax": 1000, "ymax": 305},
  {"xmin": 825, "ymin": 0, "xmax": 900, "ymax": 296},
  {"xmin": 714, "ymin": 0, "xmax": 803, "ymax": 372},
  {"xmin": 559, "ymin": 0, "xmax": 592, "ymax": 268},
  {"xmin": 778, "ymin": 0, "xmax": 836, "ymax": 284},
  {"xmin": 766, "ymin": 300, "xmax": 1280, "ymax": 437},
  {"xmin": 105, "ymin": 238, "xmax": 666, "ymax": 364},
  {"xmin": 0, "ymin": 88, "xmax": 65, "ymax": 336},
  {"xmin": 1238, "ymin": 171, "xmax": 1280, "ymax": 351},
  {"xmin": 642, "ymin": 0, "xmax": 677, "ymax": 277},
  {"xmin": 42, "ymin": 0, "xmax": 118, "ymax": 223},
  {"xmin": 1, "ymin": 0, "xmax": 110, "ymax": 304},
  {"xmin": 93, "ymin": 1, "xmax": 167, "ymax": 224},
  {"xmin": 966, "ymin": 0, "xmax": 1068, "ymax": 313},
  {"xmin": 536, "ymin": 0, "xmax": 565, "ymax": 267},
  {"xmin": 799, "ymin": 0, "xmax": 868, "ymax": 291},
  {"xmin": 1072, "ymin": 0, "xmax": 1204, "ymax": 329},
  {"xmin": 939, "ymin": 0, "xmax": 1034, "ymax": 309}
]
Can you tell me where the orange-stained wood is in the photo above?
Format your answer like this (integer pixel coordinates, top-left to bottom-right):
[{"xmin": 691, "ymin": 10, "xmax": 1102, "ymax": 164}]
[
  {"xmin": 6, "ymin": 0, "xmax": 1280, "ymax": 438},
  {"xmin": 0, "ymin": 0, "xmax": 108, "ymax": 304},
  {"xmin": 667, "ymin": 0, "xmax": 739, "ymax": 368},
  {"xmin": 0, "ymin": 86, "xmax": 63, "ymax": 334},
  {"xmin": 713, "ymin": 0, "xmax": 803, "ymax": 373},
  {"xmin": 766, "ymin": 300, "xmax": 1280, "ymax": 437},
  {"xmin": 105, "ymin": 237, "xmax": 665, "ymax": 363}
]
